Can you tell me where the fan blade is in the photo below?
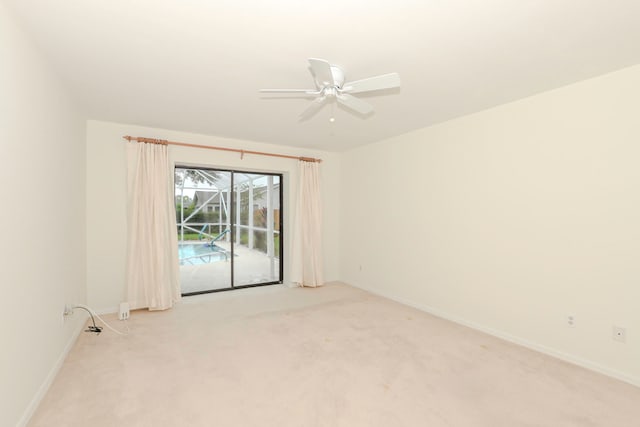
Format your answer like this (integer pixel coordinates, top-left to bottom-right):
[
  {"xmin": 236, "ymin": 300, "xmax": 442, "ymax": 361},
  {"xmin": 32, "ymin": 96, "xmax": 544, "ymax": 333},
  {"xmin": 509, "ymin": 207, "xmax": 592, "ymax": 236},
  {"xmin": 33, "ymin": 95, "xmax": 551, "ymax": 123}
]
[
  {"xmin": 299, "ymin": 96, "xmax": 327, "ymax": 121},
  {"xmin": 336, "ymin": 94, "xmax": 374, "ymax": 115},
  {"xmin": 259, "ymin": 89, "xmax": 320, "ymax": 95},
  {"xmin": 308, "ymin": 58, "xmax": 334, "ymax": 87},
  {"xmin": 342, "ymin": 73, "xmax": 400, "ymax": 94}
]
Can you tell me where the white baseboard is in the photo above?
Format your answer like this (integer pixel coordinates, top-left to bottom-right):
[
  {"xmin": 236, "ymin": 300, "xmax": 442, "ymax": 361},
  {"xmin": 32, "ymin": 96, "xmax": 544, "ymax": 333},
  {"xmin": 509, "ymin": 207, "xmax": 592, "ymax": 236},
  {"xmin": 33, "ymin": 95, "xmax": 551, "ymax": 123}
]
[
  {"xmin": 16, "ymin": 318, "xmax": 86, "ymax": 427},
  {"xmin": 346, "ymin": 281, "xmax": 640, "ymax": 389}
]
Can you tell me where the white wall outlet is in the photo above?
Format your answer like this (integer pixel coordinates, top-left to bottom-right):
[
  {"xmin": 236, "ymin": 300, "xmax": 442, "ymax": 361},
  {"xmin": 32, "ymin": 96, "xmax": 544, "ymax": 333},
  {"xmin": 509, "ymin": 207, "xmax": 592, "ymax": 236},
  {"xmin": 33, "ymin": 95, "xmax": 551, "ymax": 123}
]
[
  {"xmin": 567, "ymin": 315, "xmax": 575, "ymax": 327},
  {"xmin": 119, "ymin": 302, "xmax": 130, "ymax": 321},
  {"xmin": 612, "ymin": 326, "xmax": 626, "ymax": 343},
  {"xmin": 63, "ymin": 305, "xmax": 74, "ymax": 317}
]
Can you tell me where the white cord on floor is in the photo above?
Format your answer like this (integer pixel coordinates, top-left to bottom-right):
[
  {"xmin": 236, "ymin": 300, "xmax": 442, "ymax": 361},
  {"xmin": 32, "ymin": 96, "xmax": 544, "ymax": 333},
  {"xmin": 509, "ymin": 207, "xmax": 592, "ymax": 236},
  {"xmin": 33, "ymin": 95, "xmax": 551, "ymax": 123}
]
[{"xmin": 73, "ymin": 304, "xmax": 130, "ymax": 336}]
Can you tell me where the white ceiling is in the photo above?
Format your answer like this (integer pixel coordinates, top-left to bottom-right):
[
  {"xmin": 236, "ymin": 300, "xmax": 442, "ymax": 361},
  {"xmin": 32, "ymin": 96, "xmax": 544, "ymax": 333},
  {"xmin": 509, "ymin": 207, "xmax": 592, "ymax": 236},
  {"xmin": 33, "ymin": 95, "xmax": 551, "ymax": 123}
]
[{"xmin": 6, "ymin": 0, "xmax": 640, "ymax": 151}]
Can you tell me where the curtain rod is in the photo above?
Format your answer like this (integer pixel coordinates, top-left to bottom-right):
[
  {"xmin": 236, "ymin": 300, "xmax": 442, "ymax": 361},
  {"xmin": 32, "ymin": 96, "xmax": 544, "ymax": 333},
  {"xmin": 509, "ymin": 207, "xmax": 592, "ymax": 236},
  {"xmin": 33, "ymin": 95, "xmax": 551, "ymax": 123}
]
[{"xmin": 122, "ymin": 136, "xmax": 322, "ymax": 163}]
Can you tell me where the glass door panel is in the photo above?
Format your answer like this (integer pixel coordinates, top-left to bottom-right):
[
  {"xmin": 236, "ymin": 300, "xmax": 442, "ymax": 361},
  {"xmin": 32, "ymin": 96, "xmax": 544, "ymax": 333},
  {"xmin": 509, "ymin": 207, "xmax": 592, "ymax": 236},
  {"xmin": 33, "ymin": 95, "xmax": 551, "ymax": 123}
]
[
  {"xmin": 233, "ymin": 173, "xmax": 281, "ymax": 287},
  {"xmin": 175, "ymin": 168, "xmax": 232, "ymax": 294}
]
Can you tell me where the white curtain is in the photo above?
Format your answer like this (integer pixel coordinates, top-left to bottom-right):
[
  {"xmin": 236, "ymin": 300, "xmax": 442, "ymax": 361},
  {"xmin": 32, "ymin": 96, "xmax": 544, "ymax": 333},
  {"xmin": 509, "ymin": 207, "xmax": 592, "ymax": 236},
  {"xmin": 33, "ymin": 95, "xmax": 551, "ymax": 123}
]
[
  {"xmin": 291, "ymin": 161, "xmax": 324, "ymax": 287},
  {"xmin": 125, "ymin": 141, "xmax": 181, "ymax": 310}
]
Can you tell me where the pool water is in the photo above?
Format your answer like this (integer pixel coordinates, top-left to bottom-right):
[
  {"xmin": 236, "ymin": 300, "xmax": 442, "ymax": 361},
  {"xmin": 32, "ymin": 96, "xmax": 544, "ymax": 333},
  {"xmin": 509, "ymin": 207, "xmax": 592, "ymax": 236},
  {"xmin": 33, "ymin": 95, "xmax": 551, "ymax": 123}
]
[{"xmin": 178, "ymin": 243, "xmax": 227, "ymax": 265}]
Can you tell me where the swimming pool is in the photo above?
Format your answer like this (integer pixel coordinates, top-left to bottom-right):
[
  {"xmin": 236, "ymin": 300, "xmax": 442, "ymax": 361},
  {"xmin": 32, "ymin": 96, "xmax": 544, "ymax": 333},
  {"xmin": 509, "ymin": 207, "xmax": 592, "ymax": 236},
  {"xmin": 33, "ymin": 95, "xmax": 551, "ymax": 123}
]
[{"xmin": 178, "ymin": 243, "xmax": 228, "ymax": 265}]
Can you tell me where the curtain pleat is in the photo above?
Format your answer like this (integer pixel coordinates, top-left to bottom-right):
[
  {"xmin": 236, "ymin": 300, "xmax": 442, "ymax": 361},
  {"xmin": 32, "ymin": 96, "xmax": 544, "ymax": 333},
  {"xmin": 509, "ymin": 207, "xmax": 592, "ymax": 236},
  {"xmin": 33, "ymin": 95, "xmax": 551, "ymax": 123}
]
[
  {"xmin": 291, "ymin": 161, "xmax": 324, "ymax": 287},
  {"xmin": 125, "ymin": 142, "xmax": 181, "ymax": 310}
]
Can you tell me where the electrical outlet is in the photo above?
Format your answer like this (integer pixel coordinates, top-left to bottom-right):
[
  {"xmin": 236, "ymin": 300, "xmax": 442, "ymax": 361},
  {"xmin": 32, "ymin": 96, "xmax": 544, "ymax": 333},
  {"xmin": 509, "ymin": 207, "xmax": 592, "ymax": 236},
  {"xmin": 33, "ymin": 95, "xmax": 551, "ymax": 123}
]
[
  {"xmin": 567, "ymin": 315, "xmax": 575, "ymax": 327},
  {"xmin": 119, "ymin": 302, "xmax": 130, "ymax": 321},
  {"xmin": 63, "ymin": 305, "xmax": 74, "ymax": 317},
  {"xmin": 612, "ymin": 326, "xmax": 626, "ymax": 343}
]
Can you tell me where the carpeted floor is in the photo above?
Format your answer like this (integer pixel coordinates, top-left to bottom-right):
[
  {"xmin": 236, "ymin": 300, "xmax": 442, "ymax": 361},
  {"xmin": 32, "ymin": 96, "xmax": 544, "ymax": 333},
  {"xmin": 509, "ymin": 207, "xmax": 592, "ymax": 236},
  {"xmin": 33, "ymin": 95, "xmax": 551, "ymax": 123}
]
[{"xmin": 28, "ymin": 282, "xmax": 640, "ymax": 426}]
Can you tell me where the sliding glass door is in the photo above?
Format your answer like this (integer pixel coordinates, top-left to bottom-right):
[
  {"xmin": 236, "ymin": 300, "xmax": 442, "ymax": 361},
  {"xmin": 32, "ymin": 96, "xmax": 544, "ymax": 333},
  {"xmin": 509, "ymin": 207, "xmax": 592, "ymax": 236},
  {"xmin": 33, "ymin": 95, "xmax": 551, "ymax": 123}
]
[{"xmin": 175, "ymin": 167, "xmax": 282, "ymax": 295}]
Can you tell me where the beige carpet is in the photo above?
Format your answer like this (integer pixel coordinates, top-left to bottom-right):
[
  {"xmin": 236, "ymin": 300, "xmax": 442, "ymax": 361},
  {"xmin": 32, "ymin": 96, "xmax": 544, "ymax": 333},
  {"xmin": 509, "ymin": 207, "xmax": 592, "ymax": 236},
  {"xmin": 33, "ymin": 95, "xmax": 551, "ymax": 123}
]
[{"xmin": 28, "ymin": 282, "xmax": 639, "ymax": 427}]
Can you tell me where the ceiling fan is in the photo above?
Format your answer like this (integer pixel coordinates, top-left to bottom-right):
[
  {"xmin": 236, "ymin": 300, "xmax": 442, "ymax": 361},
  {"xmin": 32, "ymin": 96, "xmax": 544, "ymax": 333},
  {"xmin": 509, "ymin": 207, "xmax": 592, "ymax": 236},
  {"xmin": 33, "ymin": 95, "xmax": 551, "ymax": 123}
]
[{"xmin": 259, "ymin": 58, "xmax": 400, "ymax": 120}]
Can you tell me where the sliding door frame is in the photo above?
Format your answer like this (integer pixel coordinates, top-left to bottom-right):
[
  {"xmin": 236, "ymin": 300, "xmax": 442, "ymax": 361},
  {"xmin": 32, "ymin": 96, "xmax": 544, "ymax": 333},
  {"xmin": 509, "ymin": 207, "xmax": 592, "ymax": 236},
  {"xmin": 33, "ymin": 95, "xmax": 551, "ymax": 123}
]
[{"xmin": 176, "ymin": 165, "xmax": 284, "ymax": 296}]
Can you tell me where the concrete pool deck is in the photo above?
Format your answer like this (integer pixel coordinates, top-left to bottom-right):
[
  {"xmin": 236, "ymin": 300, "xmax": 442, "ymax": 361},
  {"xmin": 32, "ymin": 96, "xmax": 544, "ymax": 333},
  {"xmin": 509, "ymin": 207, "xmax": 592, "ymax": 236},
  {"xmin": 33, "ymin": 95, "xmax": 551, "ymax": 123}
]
[{"xmin": 179, "ymin": 241, "xmax": 280, "ymax": 294}]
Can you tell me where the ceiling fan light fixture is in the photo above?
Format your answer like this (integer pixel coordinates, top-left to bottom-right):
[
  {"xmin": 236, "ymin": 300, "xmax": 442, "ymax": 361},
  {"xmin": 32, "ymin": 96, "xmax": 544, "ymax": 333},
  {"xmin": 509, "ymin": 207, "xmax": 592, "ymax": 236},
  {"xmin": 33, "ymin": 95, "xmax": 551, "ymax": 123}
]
[{"xmin": 259, "ymin": 58, "xmax": 400, "ymax": 121}]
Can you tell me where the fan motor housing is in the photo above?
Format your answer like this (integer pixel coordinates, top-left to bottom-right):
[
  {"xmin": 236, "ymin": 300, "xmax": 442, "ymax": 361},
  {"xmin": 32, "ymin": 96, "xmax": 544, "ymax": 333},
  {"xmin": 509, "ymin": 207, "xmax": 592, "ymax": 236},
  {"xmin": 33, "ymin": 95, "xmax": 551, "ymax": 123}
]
[{"xmin": 258, "ymin": 58, "xmax": 400, "ymax": 120}]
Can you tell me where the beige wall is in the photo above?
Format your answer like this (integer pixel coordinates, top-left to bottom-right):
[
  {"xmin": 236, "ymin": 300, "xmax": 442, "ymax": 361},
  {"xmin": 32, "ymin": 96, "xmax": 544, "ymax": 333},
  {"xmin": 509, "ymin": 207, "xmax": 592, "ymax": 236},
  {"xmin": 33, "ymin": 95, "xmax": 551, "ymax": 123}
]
[
  {"xmin": 340, "ymin": 65, "xmax": 640, "ymax": 385},
  {"xmin": 0, "ymin": 4, "xmax": 87, "ymax": 427},
  {"xmin": 86, "ymin": 120, "xmax": 341, "ymax": 311}
]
